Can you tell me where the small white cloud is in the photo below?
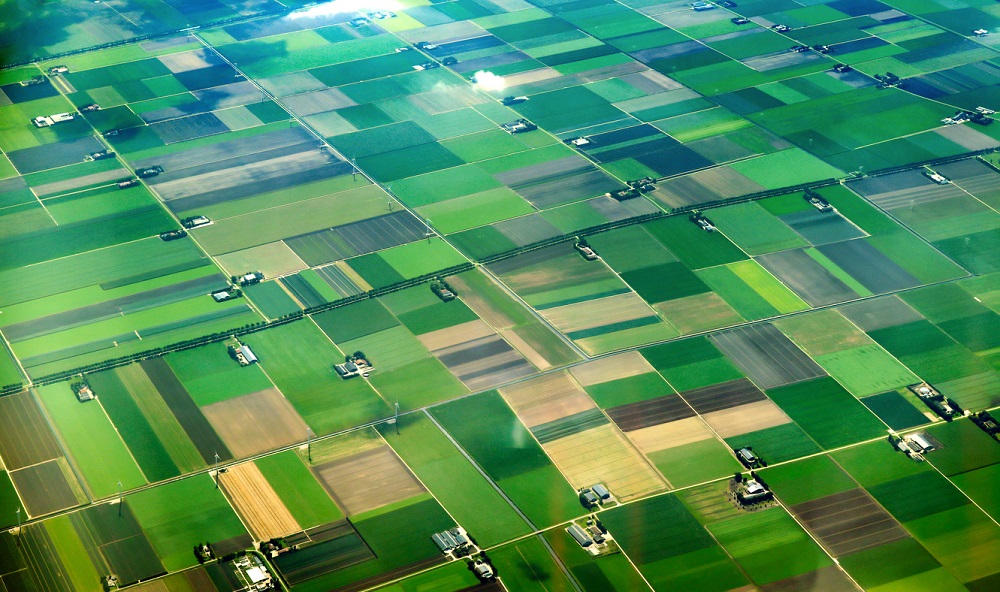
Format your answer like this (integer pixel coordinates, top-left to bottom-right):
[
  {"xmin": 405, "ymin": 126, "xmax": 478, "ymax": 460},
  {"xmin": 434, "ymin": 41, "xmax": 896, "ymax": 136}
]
[
  {"xmin": 289, "ymin": 0, "xmax": 399, "ymax": 20},
  {"xmin": 471, "ymin": 70, "xmax": 505, "ymax": 92}
]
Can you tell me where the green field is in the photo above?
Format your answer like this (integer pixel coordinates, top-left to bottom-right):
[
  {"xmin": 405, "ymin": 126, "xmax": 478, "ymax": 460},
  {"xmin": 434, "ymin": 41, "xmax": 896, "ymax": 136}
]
[
  {"xmin": 647, "ymin": 438, "xmax": 742, "ymax": 488},
  {"xmin": 128, "ymin": 474, "xmax": 248, "ymax": 571},
  {"xmin": 766, "ymin": 378, "xmax": 887, "ymax": 449},
  {"xmin": 166, "ymin": 344, "xmax": 274, "ymax": 407},
  {"xmin": 243, "ymin": 321, "xmax": 391, "ymax": 434},
  {"xmin": 709, "ymin": 507, "xmax": 833, "ymax": 585},
  {"xmin": 36, "ymin": 383, "xmax": 146, "ymax": 498},
  {"xmin": 491, "ymin": 536, "xmax": 577, "ymax": 591},
  {"xmin": 0, "ymin": 472, "xmax": 25, "ymax": 528},
  {"xmin": 255, "ymin": 450, "xmax": 343, "ymax": 529},
  {"xmin": 602, "ymin": 494, "xmax": 748, "ymax": 590},
  {"xmin": 430, "ymin": 391, "xmax": 581, "ymax": 527},
  {"xmin": 377, "ymin": 413, "xmax": 530, "ymax": 547},
  {"xmin": 761, "ymin": 455, "xmax": 857, "ymax": 506}
]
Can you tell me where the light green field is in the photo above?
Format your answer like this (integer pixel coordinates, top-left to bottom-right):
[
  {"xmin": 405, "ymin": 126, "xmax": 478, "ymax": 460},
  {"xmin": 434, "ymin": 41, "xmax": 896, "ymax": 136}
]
[
  {"xmin": 115, "ymin": 364, "xmax": 204, "ymax": 474},
  {"xmin": 377, "ymin": 413, "xmax": 530, "ymax": 546},
  {"xmin": 36, "ymin": 382, "xmax": 146, "ymax": 498},
  {"xmin": 255, "ymin": 450, "xmax": 343, "ymax": 529},
  {"xmin": 377, "ymin": 237, "xmax": 468, "ymax": 278},
  {"xmin": 193, "ymin": 184, "xmax": 391, "ymax": 254},
  {"xmin": 166, "ymin": 343, "xmax": 274, "ymax": 407},
  {"xmin": 419, "ymin": 188, "xmax": 535, "ymax": 234},
  {"xmin": 709, "ymin": 507, "xmax": 833, "ymax": 586},
  {"xmin": 728, "ymin": 260, "xmax": 809, "ymax": 313},
  {"xmin": 816, "ymin": 345, "xmax": 919, "ymax": 397},
  {"xmin": 711, "ymin": 203, "xmax": 808, "ymax": 255},
  {"xmin": 128, "ymin": 473, "xmax": 248, "ymax": 571},
  {"xmin": 243, "ymin": 321, "xmax": 391, "ymax": 435},
  {"xmin": 45, "ymin": 515, "xmax": 102, "ymax": 592},
  {"xmin": 648, "ymin": 438, "xmax": 742, "ymax": 488}
]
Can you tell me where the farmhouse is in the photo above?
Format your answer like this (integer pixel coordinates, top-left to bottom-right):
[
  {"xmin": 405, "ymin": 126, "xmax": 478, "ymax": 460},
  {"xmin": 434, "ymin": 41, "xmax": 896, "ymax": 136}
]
[
  {"xmin": 472, "ymin": 559, "xmax": 494, "ymax": 580},
  {"xmin": 691, "ymin": 1, "xmax": 715, "ymax": 10},
  {"xmin": 690, "ymin": 212, "xmax": 716, "ymax": 232},
  {"xmin": 88, "ymin": 149, "xmax": 114, "ymax": 161},
  {"xmin": 432, "ymin": 527, "xmax": 474, "ymax": 557},
  {"xmin": 231, "ymin": 554, "xmax": 274, "ymax": 592},
  {"xmin": 736, "ymin": 447, "xmax": 761, "ymax": 468},
  {"xmin": 76, "ymin": 385, "xmax": 95, "ymax": 402},
  {"xmin": 905, "ymin": 432, "xmax": 938, "ymax": 454},
  {"xmin": 212, "ymin": 291, "xmax": 232, "ymax": 302},
  {"xmin": 240, "ymin": 272, "xmax": 264, "ymax": 286},
  {"xmin": 501, "ymin": 119, "xmax": 537, "ymax": 134},
  {"xmin": 575, "ymin": 241, "xmax": 598, "ymax": 260},
  {"xmin": 31, "ymin": 112, "xmax": 75, "ymax": 127},
  {"xmin": 736, "ymin": 478, "xmax": 773, "ymax": 505},
  {"xmin": 48, "ymin": 65, "xmax": 69, "ymax": 74},
  {"xmin": 80, "ymin": 103, "xmax": 101, "ymax": 112},
  {"xmin": 336, "ymin": 354, "xmax": 373, "ymax": 379},
  {"xmin": 117, "ymin": 178, "xmax": 138, "ymax": 189},
  {"xmin": 592, "ymin": 483, "xmax": 611, "ymax": 501},
  {"xmin": 567, "ymin": 523, "xmax": 593, "ymax": 548},
  {"xmin": 230, "ymin": 343, "xmax": 258, "ymax": 366},
  {"xmin": 181, "ymin": 215, "xmax": 212, "ymax": 229}
]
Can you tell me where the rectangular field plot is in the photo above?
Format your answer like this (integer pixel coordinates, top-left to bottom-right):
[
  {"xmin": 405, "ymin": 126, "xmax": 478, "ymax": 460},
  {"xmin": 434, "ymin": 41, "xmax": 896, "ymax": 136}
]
[
  {"xmin": 243, "ymin": 321, "xmax": 392, "ymax": 435},
  {"xmin": 36, "ymin": 383, "xmax": 146, "ymax": 500},
  {"xmin": 202, "ymin": 388, "xmax": 309, "ymax": 459},
  {"xmin": 708, "ymin": 507, "xmax": 836, "ymax": 587},
  {"xmin": 448, "ymin": 269, "xmax": 581, "ymax": 371},
  {"xmin": 710, "ymin": 323, "xmax": 826, "ymax": 389},
  {"xmin": 500, "ymin": 371, "xmax": 666, "ymax": 499},
  {"xmin": 790, "ymin": 488, "xmax": 909, "ymax": 557},
  {"xmin": 377, "ymin": 413, "xmax": 530, "ymax": 548},
  {"xmin": 128, "ymin": 473, "xmax": 249, "ymax": 572},
  {"xmin": 0, "ymin": 390, "xmax": 62, "ymax": 470},
  {"xmin": 431, "ymin": 391, "xmax": 581, "ymax": 528},
  {"xmin": 254, "ymin": 450, "xmax": 343, "ymax": 531},
  {"xmin": 72, "ymin": 502, "xmax": 166, "ymax": 586},
  {"xmin": 419, "ymin": 320, "xmax": 536, "ymax": 391},
  {"xmin": 220, "ymin": 462, "xmax": 300, "ymax": 541},
  {"xmin": 272, "ymin": 522, "xmax": 375, "ymax": 586},
  {"xmin": 285, "ymin": 211, "xmax": 429, "ymax": 267},
  {"xmin": 602, "ymin": 494, "xmax": 749, "ymax": 591},
  {"xmin": 766, "ymin": 377, "xmax": 886, "ymax": 449},
  {"xmin": 10, "ymin": 459, "xmax": 84, "ymax": 517},
  {"xmin": 311, "ymin": 442, "xmax": 425, "ymax": 517}
]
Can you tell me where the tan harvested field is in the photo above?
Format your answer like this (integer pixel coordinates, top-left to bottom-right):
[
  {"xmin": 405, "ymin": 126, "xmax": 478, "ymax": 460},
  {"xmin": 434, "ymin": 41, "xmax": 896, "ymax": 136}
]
[
  {"xmin": 312, "ymin": 446, "xmax": 424, "ymax": 516},
  {"xmin": 448, "ymin": 275, "xmax": 513, "ymax": 330},
  {"xmin": 221, "ymin": 462, "xmax": 300, "ymax": 541},
  {"xmin": 541, "ymin": 293, "xmax": 653, "ymax": 334},
  {"xmin": 500, "ymin": 372, "xmax": 595, "ymax": 428},
  {"xmin": 334, "ymin": 260, "xmax": 372, "ymax": 291},
  {"xmin": 702, "ymin": 400, "xmax": 791, "ymax": 438},
  {"xmin": 571, "ymin": 351, "xmax": 654, "ymax": 387},
  {"xmin": 504, "ymin": 67, "xmax": 561, "ymax": 87},
  {"xmin": 215, "ymin": 241, "xmax": 308, "ymax": 278},
  {"xmin": 417, "ymin": 320, "xmax": 494, "ymax": 350},
  {"xmin": 627, "ymin": 417, "xmax": 715, "ymax": 453},
  {"xmin": 202, "ymin": 388, "xmax": 310, "ymax": 458},
  {"xmin": 544, "ymin": 424, "xmax": 665, "ymax": 500},
  {"xmin": 500, "ymin": 329, "xmax": 549, "ymax": 370},
  {"xmin": 655, "ymin": 292, "xmax": 744, "ymax": 335},
  {"xmin": 128, "ymin": 580, "xmax": 169, "ymax": 592}
]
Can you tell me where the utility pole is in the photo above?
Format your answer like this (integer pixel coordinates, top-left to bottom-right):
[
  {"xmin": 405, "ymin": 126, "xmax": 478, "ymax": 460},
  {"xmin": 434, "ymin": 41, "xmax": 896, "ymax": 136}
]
[
  {"xmin": 214, "ymin": 452, "xmax": 221, "ymax": 489},
  {"xmin": 15, "ymin": 508, "xmax": 20, "ymax": 545},
  {"xmin": 118, "ymin": 480, "xmax": 123, "ymax": 517},
  {"xmin": 352, "ymin": 158, "xmax": 357, "ymax": 182},
  {"xmin": 307, "ymin": 428, "xmax": 314, "ymax": 463},
  {"xmin": 395, "ymin": 402, "xmax": 400, "ymax": 435}
]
